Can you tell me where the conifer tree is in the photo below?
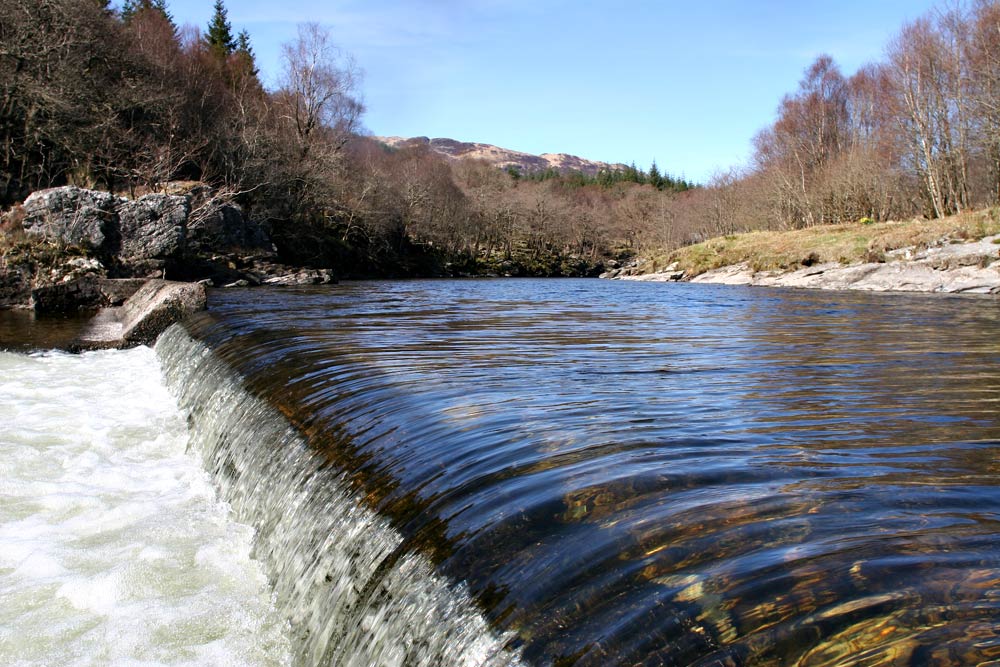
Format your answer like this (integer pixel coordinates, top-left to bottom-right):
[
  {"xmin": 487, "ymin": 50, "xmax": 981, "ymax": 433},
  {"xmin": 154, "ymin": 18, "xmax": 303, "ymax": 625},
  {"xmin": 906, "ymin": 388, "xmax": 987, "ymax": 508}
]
[
  {"xmin": 648, "ymin": 160, "xmax": 665, "ymax": 190},
  {"xmin": 121, "ymin": 0, "xmax": 172, "ymax": 24},
  {"xmin": 207, "ymin": 0, "xmax": 236, "ymax": 56},
  {"xmin": 236, "ymin": 29, "xmax": 253, "ymax": 56},
  {"xmin": 235, "ymin": 29, "xmax": 259, "ymax": 75}
]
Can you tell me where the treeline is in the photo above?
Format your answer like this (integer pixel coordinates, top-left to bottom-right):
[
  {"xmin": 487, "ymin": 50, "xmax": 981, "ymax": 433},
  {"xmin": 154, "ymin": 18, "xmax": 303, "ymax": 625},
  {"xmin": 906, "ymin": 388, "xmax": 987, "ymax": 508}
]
[
  {"xmin": 13, "ymin": 1, "xmax": 994, "ymax": 275},
  {"xmin": 658, "ymin": 0, "xmax": 1000, "ymax": 248},
  {"xmin": 333, "ymin": 139, "xmax": 708, "ymax": 275},
  {"xmin": 1, "ymin": 0, "xmax": 688, "ymax": 275},
  {"xmin": 1, "ymin": 0, "xmax": 382, "ymax": 268},
  {"xmin": 514, "ymin": 163, "xmax": 694, "ymax": 192}
]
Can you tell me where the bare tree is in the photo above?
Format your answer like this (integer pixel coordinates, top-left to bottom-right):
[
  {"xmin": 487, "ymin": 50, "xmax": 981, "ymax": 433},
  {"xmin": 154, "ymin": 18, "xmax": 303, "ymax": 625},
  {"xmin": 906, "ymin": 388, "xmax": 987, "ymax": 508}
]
[
  {"xmin": 277, "ymin": 23, "xmax": 363, "ymax": 161},
  {"xmin": 968, "ymin": 0, "xmax": 1000, "ymax": 203},
  {"xmin": 887, "ymin": 12, "xmax": 973, "ymax": 218},
  {"xmin": 754, "ymin": 55, "xmax": 850, "ymax": 227}
]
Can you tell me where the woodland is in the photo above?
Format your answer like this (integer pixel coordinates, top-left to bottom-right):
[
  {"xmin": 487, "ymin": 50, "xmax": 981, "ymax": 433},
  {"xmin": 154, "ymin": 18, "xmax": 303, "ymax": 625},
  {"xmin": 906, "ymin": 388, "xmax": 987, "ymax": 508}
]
[{"xmin": 3, "ymin": 1, "xmax": 1000, "ymax": 276}]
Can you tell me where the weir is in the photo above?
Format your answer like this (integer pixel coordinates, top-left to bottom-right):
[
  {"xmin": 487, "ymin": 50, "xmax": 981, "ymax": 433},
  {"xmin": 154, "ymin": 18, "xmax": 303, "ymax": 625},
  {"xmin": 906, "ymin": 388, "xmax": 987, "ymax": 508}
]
[
  {"xmin": 154, "ymin": 281, "xmax": 1000, "ymax": 667},
  {"xmin": 155, "ymin": 324, "xmax": 523, "ymax": 667}
]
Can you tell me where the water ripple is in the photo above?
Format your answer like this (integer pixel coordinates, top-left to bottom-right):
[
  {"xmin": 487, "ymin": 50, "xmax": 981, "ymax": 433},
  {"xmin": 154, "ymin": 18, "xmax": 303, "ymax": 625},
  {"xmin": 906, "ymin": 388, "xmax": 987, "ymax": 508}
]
[{"xmin": 187, "ymin": 280, "xmax": 1000, "ymax": 666}]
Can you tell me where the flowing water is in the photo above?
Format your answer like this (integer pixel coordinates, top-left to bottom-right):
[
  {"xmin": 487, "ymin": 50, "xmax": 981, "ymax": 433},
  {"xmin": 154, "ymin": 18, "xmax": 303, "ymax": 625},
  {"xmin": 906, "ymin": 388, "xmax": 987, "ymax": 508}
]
[
  {"xmin": 157, "ymin": 279, "xmax": 1000, "ymax": 666},
  {"xmin": 4, "ymin": 278, "xmax": 1000, "ymax": 666},
  {"xmin": 0, "ymin": 346, "xmax": 291, "ymax": 666}
]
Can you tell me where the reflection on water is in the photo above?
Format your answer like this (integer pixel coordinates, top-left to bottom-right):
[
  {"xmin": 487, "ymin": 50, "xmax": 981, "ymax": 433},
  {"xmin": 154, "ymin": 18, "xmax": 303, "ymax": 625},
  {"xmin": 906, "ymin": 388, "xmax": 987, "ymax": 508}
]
[
  {"xmin": 186, "ymin": 280, "xmax": 1000, "ymax": 666},
  {"xmin": 0, "ymin": 309, "xmax": 93, "ymax": 351}
]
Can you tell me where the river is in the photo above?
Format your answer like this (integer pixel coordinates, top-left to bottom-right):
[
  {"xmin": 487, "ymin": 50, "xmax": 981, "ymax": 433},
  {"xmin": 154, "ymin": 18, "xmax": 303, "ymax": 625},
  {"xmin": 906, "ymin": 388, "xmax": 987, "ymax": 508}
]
[{"xmin": 3, "ymin": 279, "xmax": 1000, "ymax": 665}]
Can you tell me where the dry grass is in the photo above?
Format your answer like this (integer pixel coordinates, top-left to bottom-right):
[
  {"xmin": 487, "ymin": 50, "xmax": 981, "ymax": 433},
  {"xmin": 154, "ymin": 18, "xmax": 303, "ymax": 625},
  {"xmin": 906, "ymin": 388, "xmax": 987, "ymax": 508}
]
[
  {"xmin": 0, "ymin": 225, "xmax": 89, "ymax": 271},
  {"xmin": 640, "ymin": 209, "xmax": 1000, "ymax": 277}
]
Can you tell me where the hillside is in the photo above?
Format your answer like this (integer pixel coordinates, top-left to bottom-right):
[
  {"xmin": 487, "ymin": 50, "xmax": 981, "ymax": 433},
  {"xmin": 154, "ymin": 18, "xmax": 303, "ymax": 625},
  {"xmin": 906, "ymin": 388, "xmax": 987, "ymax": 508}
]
[{"xmin": 375, "ymin": 136, "xmax": 626, "ymax": 176}]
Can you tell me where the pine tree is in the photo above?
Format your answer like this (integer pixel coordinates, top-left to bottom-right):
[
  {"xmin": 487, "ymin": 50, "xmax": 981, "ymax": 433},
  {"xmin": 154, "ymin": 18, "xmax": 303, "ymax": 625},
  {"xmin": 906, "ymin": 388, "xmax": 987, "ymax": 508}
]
[
  {"xmin": 121, "ymin": 0, "xmax": 172, "ymax": 24},
  {"xmin": 236, "ymin": 29, "xmax": 253, "ymax": 56},
  {"xmin": 235, "ymin": 29, "xmax": 259, "ymax": 75},
  {"xmin": 648, "ymin": 160, "xmax": 665, "ymax": 190},
  {"xmin": 120, "ymin": 0, "xmax": 137, "ymax": 20},
  {"xmin": 207, "ymin": 0, "xmax": 236, "ymax": 56}
]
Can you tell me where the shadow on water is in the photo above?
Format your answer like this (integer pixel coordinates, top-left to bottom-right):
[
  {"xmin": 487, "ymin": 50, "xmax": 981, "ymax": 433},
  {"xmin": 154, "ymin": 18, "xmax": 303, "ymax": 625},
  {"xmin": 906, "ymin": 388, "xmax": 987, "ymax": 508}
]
[
  {"xmin": 0, "ymin": 309, "xmax": 93, "ymax": 352},
  {"xmin": 175, "ymin": 280, "xmax": 1000, "ymax": 665}
]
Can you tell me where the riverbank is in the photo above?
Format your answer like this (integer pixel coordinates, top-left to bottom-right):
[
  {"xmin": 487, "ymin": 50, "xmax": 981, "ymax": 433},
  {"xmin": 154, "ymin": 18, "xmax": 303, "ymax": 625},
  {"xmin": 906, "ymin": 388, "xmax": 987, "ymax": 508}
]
[{"xmin": 614, "ymin": 209, "xmax": 1000, "ymax": 294}]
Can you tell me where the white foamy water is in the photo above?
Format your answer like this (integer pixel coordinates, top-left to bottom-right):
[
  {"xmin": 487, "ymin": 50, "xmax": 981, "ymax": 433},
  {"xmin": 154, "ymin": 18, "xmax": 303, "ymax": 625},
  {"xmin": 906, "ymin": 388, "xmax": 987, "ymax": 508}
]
[{"xmin": 0, "ymin": 346, "xmax": 291, "ymax": 667}]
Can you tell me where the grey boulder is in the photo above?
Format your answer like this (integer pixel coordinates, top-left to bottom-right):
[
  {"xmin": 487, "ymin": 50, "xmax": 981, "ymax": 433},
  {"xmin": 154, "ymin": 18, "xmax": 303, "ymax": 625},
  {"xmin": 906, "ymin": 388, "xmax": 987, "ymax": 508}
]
[
  {"xmin": 117, "ymin": 194, "xmax": 189, "ymax": 262},
  {"xmin": 22, "ymin": 187, "xmax": 123, "ymax": 251}
]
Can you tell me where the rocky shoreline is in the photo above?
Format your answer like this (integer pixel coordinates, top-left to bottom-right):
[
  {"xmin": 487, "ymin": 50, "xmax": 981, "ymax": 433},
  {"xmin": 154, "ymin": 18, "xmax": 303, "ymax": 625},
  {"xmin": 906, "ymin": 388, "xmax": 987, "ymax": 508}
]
[
  {"xmin": 616, "ymin": 234, "xmax": 1000, "ymax": 295},
  {"xmin": 0, "ymin": 184, "xmax": 339, "ymax": 349}
]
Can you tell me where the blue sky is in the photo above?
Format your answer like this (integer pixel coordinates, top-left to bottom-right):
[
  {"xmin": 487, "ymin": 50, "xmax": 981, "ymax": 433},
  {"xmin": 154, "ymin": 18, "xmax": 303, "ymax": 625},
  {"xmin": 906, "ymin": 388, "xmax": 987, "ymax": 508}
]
[{"xmin": 162, "ymin": 0, "xmax": 939, "ymax": 182}]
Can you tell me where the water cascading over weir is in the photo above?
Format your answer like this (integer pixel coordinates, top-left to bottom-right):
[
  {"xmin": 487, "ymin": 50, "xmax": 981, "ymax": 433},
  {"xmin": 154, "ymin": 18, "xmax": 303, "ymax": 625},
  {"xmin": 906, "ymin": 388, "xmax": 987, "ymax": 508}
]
[
  {"xmin": 154, "ymin": 282, "xmax": 1000, "ymax": 667},
  {"xmin": 156, "ymin": 323, "xmax": 524, "ymax": 667}
]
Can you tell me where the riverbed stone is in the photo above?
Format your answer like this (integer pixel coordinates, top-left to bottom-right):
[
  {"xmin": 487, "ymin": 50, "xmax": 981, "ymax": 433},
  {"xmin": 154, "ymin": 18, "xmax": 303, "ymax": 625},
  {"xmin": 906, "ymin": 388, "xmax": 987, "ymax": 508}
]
[{"xmin": 262, "ymin": 268, "xmax": 336, "ymax": 285}]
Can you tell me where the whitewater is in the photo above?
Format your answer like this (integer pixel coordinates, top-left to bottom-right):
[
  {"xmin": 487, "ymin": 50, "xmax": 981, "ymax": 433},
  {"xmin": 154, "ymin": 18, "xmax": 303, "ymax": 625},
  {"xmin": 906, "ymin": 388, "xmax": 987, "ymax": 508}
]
[{"xmin": 0, "ymin": 346, "xmax": 291, "ymax": 666}]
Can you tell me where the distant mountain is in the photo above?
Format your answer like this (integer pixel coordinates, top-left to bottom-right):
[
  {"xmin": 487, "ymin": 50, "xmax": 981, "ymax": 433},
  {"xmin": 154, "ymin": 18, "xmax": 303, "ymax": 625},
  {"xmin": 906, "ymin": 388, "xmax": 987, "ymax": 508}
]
[{"xmin": 375, "ymin": 136, "xmax": 627, "ymax": 177}]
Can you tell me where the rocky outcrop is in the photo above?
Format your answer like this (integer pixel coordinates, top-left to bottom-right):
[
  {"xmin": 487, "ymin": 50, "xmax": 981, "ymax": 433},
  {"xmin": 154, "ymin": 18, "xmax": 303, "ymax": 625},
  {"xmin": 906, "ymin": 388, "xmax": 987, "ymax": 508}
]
[
  {"xmin": 622, "ymin": 235, "xmax": 1000, "ymax": 294},
  {"xmin": 116, "ymin": 193, "xmax": 189, "ymax": 262},
  {"xmin": 72, "ymin": 279, "xmax": 207, "ymax": 350},
  {"xmin": 22, "ymin": 187, "xmax": 121, "ymax": 251},
  {"xmin": 5, "ymin": 184, "xmax": 342, "ymax": 316},
  {"xmin": 20, "ymin": 185, "xmax": 270, "ymax": 279},
  {"xmin": 0, "ymin": 243, "xmax": 109, "ymax": 310},
  {"xmin": 187, "ymin": 195, "xmax": 271, "ymax": 253},
  {"xmin": 6, "ymin": 185, "xmax": 289, "ymax": 313},
  {"xmin": 0, "ymin": 262, "xmax": 33, "ymax": 308}
]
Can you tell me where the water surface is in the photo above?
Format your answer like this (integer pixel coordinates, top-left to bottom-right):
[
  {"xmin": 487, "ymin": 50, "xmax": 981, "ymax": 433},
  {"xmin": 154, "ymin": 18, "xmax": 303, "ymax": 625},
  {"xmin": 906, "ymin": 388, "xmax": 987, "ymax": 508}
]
[{"xmin": 177, "ymin": 279, "xmax": 1000, "ymax": 666}]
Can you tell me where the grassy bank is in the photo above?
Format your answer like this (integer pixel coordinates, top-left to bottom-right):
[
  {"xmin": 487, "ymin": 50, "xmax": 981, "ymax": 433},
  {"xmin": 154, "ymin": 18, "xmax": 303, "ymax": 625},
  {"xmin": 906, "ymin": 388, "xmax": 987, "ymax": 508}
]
[{"xmin": 640, "ymin": 209, "xmax": 1000, "ymax": 278}]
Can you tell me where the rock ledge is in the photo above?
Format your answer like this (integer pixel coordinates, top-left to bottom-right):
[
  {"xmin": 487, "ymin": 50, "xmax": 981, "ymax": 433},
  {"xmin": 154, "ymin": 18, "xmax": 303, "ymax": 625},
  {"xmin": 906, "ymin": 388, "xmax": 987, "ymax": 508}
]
[
  {"xmin": 620, "ymin": 235, "xmax": 1000, "ymax": 294},
  {"xmin": 72, "ymin": 279, "xmax": 206, "ymax": 350}
]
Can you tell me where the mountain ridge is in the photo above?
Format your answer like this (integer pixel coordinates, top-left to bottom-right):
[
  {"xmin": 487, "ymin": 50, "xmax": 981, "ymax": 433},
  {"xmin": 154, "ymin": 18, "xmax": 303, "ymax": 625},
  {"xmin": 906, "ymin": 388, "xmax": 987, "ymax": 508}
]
[{"xmin": 374, "ymin": 136, "xmax": 627, "ymax": 177}]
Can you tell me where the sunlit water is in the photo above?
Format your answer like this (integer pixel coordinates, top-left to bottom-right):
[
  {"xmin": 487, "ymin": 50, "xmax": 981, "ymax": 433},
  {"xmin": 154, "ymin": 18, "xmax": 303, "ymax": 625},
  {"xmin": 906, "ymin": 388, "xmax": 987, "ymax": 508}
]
[
  {"xmin": 4, "ymin": 279, "xmax": 1000, "ymax": 666},
  {"xmin": 162, "ymin": 279, "xmax": 1000, "ymax": 666},
  {"xmin": 0, "ymin": 346, "xmax": 291, "ymax": 666}
]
